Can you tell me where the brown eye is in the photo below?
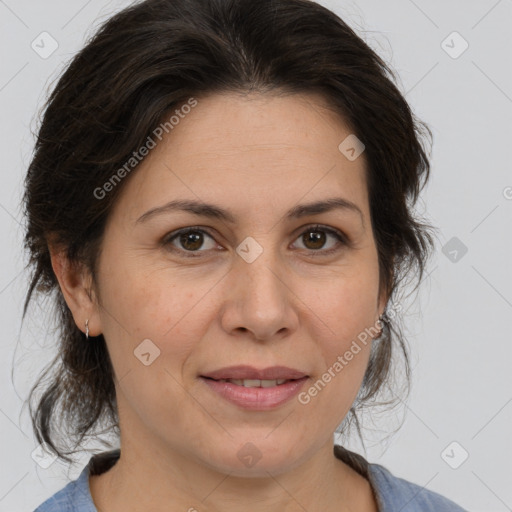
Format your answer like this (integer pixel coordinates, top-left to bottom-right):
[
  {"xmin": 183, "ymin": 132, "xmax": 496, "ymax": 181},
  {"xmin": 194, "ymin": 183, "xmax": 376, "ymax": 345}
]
[
  {"xmin": 162, "ymin": 224, "xmax": 348, "ymax": 259},
  {"xmin": 302, "ymin": 230, "xmax": 327, "ymax": 250},
  {"xmin": 163, "ymin": 228, "xmax": 218, "ymax": 256},
  {"xmin": 178, "ymin": 231, "xmax": 204, "ymax": 251},
  {"xmin": 292, "ymin": 225, "xmax": 347, "ymax": 255}
]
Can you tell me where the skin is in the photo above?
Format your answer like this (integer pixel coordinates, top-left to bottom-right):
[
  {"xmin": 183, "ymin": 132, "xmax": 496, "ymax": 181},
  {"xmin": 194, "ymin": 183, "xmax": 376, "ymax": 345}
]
[{"xmin": 50, "ymin": 91, "xmax": 387, "ymax": 512}]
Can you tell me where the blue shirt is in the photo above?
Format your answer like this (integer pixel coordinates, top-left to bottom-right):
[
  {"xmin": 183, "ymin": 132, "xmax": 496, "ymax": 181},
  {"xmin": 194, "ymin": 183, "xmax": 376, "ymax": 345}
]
[{"xmin": 34, "ymin": 447, "xmax": 467, "ymax": 511}]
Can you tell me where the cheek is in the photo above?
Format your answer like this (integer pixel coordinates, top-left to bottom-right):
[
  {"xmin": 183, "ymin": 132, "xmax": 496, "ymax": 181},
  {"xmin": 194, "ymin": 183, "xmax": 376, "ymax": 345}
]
[
  {"xmin": 293, "ymin": 264, "xmax": 378, "ymax": 420},
  {"xmin": 298, "ymin": 294, "xmax": 375, "ymax": 432},
  {"xmin": 99, "ymin": 245, "xmax": 200, "ymax": 335},
  {"xmin": 298, "ymin": 262, "xmax": 380, "ymax": 348},
  {"xmin": 95, "ymin": 252, "xmax": 209, "ymax": 377},
  {"xmin": 96, "ymin": 261, "xmax": 211, "ymax": 437}
]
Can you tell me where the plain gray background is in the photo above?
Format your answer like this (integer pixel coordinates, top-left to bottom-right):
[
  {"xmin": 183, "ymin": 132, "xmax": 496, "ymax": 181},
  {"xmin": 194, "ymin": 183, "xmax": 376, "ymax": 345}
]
[{"xmin": 1, "ymin": 0, "xmax": 511, "ymax": 510}]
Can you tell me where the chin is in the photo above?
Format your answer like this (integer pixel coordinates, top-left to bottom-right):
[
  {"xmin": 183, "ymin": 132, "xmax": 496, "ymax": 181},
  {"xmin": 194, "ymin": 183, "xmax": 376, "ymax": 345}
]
[{"xmin": 200, "ymin": 440, "xmax": 307, "ymax": 478}]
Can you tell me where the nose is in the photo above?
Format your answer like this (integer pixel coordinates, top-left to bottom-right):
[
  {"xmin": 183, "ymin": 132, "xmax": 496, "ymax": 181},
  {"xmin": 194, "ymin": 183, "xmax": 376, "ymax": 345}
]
[{"xmin": 219, "ymin": 244, "xmax": 299, "ymax": 342}]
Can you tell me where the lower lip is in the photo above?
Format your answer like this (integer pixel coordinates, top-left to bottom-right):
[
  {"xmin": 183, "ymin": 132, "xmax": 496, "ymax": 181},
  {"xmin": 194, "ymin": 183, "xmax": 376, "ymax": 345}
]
[{"xmin": 200, "ymin": 376, "xmax": 309, "ymax": 410}]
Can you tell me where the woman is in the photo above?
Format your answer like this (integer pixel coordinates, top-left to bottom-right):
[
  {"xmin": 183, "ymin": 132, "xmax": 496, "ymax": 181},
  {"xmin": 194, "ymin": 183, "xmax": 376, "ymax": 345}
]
[{"xmin": 25, "ymin": 0, "xmax": 467, "ymax": 510}]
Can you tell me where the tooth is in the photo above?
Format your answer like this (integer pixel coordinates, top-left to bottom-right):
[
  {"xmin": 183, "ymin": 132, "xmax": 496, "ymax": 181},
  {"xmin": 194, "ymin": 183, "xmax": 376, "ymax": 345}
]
[
  {"xmin": 224, "ymin": 378, "xmax": 290, "ymax": 387},
  {"xmin": 243, "ymin": 379, "xmax": 261, "ymax": 387}
]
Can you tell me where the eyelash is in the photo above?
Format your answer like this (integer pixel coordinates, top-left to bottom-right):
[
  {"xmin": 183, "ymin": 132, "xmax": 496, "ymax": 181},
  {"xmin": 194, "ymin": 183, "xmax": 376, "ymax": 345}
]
[{"xmin": 161, "ymin": 224, "xmax": 349, "ymax": 258}]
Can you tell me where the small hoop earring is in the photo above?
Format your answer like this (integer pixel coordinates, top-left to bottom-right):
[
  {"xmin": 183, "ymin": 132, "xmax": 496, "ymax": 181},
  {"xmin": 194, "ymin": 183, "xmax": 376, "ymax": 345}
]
[{"xmin": 85, "ymin": 319, "xmax": 89, "ymax": 340}]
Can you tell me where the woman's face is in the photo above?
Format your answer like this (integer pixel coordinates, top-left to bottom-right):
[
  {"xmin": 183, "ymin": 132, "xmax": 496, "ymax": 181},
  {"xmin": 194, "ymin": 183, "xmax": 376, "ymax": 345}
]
[{"xmin": 91, "ymin": 92, "xmax": 386, "ymax": 475}]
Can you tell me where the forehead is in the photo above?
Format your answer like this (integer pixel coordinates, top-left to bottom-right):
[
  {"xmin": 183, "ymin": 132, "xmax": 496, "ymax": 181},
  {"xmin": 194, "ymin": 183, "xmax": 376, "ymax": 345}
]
[
  {"xmin": 162, "ymin": 91, "xmax": 357, "ymax": 160},
  {"xmin": 110, "ymin": 92, "xmax": 370, "ymax": 225}
]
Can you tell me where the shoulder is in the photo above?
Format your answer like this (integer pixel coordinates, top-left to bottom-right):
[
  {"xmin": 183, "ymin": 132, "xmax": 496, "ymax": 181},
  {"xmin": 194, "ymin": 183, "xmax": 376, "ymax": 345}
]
[
  {"xmin": 33, "ymin": 465, "xmax": 95, "ymax": 512},
  {"xmin": 33, "ymin": 449, "xmax": 120, "ymax": 512},
  {"xmin": 368, "ymin": 463, "xmax": 468, "ymax": 512}
]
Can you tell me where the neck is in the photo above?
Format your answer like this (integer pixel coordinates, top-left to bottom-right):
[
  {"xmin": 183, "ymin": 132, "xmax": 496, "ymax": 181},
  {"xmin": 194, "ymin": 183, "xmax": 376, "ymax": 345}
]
[{"xmin": 90, "ymin": 436, "xmax": 377, "ymax": 512}]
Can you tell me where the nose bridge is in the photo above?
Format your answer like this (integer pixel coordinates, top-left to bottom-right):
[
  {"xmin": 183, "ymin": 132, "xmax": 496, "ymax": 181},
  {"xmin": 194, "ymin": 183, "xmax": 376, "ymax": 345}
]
[
  {"xmin": 236, "ymin": 235, "xmax": 285, "ymax": 305},
  {"xmin": 221, "ymin": 235, "xmax": 297, "ymax": 340}
]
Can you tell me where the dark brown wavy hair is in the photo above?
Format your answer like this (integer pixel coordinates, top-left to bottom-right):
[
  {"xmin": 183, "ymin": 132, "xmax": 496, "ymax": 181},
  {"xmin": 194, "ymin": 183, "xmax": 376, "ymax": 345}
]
[{"xmin": 22, "ymin": 0, "xmax": 436, "ymax": 465}]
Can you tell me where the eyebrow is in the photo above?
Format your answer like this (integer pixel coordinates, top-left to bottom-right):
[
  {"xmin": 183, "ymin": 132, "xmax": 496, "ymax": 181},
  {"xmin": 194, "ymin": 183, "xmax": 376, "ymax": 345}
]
[{"xmin": 136, "ymin": 197, "xmax": 365, "ymax": 227}]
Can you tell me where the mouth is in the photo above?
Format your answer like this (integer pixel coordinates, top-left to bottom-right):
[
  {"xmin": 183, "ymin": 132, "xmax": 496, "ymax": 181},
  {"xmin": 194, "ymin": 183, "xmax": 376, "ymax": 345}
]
[
  {"xmin": 200, "ymin": 364, "xmax": 308, "ymax": 381},
  {"xmin": 199, "ymin": 366, "xmax": 309, "ymax": 410},
  {"xmin": 201, "ymin": 376, "xmax": 301, "ymax": 387}
]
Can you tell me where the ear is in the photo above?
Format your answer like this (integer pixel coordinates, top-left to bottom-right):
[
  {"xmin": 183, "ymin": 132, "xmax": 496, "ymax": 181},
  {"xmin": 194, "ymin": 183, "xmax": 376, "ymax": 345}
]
[
  {"xmin": 378, "ymin": 282, "xmax": 389, "ymax": 318},
  {"xmin": 48, "ymin": 244, "xmax": 102, "ymax": 337},
  {"xmin": 377, "ymin": 266, "xmax": 394, "ymax": 320}
]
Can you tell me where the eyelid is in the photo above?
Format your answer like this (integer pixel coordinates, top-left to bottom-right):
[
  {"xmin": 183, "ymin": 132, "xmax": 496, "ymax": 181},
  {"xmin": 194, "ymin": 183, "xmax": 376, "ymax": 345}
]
[{"xmin": 161, "ymin": 224, "xmax": 351, "ymax": 257}]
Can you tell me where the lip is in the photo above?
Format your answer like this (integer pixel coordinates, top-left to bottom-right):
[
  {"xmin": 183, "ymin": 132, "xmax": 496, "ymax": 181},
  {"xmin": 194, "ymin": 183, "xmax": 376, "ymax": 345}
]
[
  {"xmin": 200, "ymin": 365, "xmax": 308, "ymax": 380},
  {"xmin": 200, "ymin": 375, "xmax": 309, "ymax": 410}
]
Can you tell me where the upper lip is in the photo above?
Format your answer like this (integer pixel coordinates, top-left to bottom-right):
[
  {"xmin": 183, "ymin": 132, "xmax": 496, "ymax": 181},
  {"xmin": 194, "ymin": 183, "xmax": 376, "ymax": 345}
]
[{"xmin": 201, "ymin": 365, "xmax": 308, "ymax": 380}]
